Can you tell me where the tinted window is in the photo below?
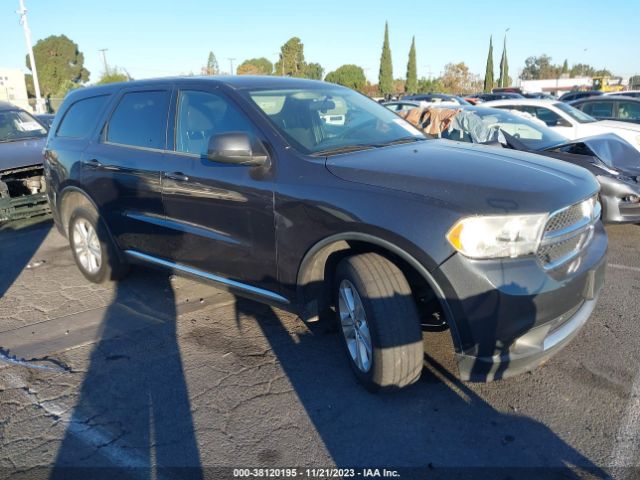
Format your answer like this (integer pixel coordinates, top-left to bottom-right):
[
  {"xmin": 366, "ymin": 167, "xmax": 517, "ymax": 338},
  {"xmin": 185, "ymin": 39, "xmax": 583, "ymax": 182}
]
[
  {"xmin": 0, "ymin": 109, "xmax": 47, "ymax": 142},
  {"xmin": 618, "ymin": 101, "xmax": 640, "ymax": 120},
  {"xmin": 107, "ymin": 91, "xmax": 169, "ymax": 149},
  {"xmin": 554, "ymin": 102, "xmax": 596, "ymax": 123},
  {"xmin": 533, "ymin": 107, "xmax": 570, "ymax": 127},
  {"xmin": 581, "ymin": 101, "xmax": 614, "ymax": 118},
  {"xmin": 175, "ymin": 90, "xmax": 257, "ymax": 155},
  {"xmin": 57, "ymin": 95, "xmax": 109, "ymax": 138}
]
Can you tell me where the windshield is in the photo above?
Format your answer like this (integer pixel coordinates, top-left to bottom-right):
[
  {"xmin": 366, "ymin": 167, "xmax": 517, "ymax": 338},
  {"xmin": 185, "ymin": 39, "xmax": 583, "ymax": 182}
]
[
  {"xmin": 0, "ymin": 110, "xmax": 47, "ymax": 142},
  {"xmin": 554, "ymin": 102, "xmax": 597, "ymax": 124},
  {"xmin": 245, "ymin": 87, "xmax": 424, "ymax": 155},
  {"xmin": 444, "ymin": 108, "xmax": 568, "ymax": 150}
]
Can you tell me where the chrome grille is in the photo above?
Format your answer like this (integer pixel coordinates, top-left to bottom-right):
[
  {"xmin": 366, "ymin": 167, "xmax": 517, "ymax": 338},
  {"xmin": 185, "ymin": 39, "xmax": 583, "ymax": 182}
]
[{"xmin": 537, "ymin": 196, "xmax": 600, "ymax": 270}]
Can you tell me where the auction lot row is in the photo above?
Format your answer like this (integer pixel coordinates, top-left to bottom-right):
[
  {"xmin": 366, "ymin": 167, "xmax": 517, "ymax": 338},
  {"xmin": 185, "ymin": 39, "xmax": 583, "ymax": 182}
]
[{"xmin": 0, "ymin": 218, "xmax": 639, "ymax": 478}]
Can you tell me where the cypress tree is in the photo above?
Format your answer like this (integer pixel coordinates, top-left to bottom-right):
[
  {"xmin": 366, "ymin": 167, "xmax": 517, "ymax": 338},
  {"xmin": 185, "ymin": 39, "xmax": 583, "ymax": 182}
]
[
  {"xmin": 483, "ymin": 36, "xmax": 494, "ymax": 93},
  {"xmin": 405, "ymin": 36, "xmax": 417, "ymax": 94},
  {"xmin": 499, "ymin": 35, "xmax": 509, "ymax": 87},
  {"xmin": 379, "ymin": 22, "xmax": 393, "ymax": 97}
]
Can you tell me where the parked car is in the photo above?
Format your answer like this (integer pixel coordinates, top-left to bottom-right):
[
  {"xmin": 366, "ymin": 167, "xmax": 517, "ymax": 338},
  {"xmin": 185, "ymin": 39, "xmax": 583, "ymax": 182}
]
[
  {"xmin": 523, "ymin": 92, "xmax": 556, "ymax": 100},
  {"xmin": 383, "ymin": 100, "xmax": 428, "ymax": 112},
  {"xmin": 482, "ymin": 98, "xmax": 640, "ymax": 152},
  {"xmin": 35, "ymin": 113, "xmax": 55, "ymax": 128},
  {"xmin": 474, "ymin": 92, "xmax": 525, "ymax": 102},
  {"xmin": 558, "ymin": 91, "xmax": 603, "ymax": 103},
  {"xmin": 402, "ymin": 93, "xmax": 470, "ymax": 105},
  {"xmin": 398, "ymin": 104, "xmax": 640, "ymax": 224},
  {"xmin": 570, "ymin": 96, "xmax": 640, "ymax": 124},
  {"xmin": 0, "ymin": 101, "xmax": 51, "ymax": 223},
  {"xmin": 45, "ymin": 77, "xmax": 606, "ymax": 391}
]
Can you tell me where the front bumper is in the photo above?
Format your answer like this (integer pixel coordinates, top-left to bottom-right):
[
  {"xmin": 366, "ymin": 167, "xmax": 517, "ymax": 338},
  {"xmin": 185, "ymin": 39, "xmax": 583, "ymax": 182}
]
[
  {"xmin": 598, "ymin": 175, "xmax": 640, "ymax": 224},
  {"xmin": 0, "ymin": 192, "xmax": 50, "ymax": 223},
  {"xmin": 433, "ymin": 222, "xmax": 607, "ymax": 381}
]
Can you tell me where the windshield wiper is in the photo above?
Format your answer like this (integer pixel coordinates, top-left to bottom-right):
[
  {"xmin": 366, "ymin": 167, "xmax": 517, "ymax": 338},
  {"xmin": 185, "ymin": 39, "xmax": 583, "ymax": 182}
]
[
  {"xmin": 372, "ymin": 136, "xmax": 427, "ymax": 147},
  {"xmin": 311, "ymin": 144, "xmax": 377, "ymax": 156}
]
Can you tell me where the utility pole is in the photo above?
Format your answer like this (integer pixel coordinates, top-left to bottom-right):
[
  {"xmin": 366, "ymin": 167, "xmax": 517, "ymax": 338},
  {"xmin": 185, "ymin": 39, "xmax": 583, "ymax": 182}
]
[
  {"xmin": 227, "ymin": 58, "xmax": 236, "ymax": 76},
  {"xmin": 17, "ymin": 0, "xmax": 45, "ymax": 113},
  {"xmin": 99, "ymin": 48, "xmax": 109, "ymax": 76}
]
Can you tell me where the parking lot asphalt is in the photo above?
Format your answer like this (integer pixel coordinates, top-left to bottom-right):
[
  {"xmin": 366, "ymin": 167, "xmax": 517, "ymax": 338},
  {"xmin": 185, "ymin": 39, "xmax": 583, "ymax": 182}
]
[{"xmin": 0, "ymin": 218, "xmax": 639, "ymax": 479}]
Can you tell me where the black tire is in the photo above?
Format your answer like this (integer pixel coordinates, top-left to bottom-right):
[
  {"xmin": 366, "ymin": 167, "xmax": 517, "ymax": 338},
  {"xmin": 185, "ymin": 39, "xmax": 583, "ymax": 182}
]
[
  {"xmin": 334, "ymin": 253, "xmax": 423, "ymax": 392},
  {"xmin": 68, "ymin": 206, "xmax": 128, "ymax": 283}
]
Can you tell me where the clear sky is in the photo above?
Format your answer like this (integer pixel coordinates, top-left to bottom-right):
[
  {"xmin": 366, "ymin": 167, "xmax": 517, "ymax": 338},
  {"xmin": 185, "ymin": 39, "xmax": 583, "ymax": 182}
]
[{"xmin": 1, "ymin": 0, "xmax": 639, "ymax": 84}]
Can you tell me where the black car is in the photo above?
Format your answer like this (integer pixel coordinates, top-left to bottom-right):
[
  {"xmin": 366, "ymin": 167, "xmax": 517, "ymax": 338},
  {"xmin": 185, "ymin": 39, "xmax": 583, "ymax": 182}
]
[
  {"xmin": 44, "ymin": 77, "xmax": 607, "ymax": 391},
  {"xmin": 474, "ymin": 92, "xmax": 525, "ymax": 102},
  {"xmin": 571, "ymin": 96, "xmax": 640, "ymax": 124},
  {"xmin": 558, "ymin": 90, "xmax": 603, "ymax": 103},
  {"xmin": 0, "ymin": 101, "xmax": 51, "ymax": 222}
]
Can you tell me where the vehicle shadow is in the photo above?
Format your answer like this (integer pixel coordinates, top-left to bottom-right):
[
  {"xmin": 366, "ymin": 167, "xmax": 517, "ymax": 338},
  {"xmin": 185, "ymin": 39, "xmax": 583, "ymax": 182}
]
[
  {"xmin": 49, "ymin": 269, "xmax": 203, "ymax": 480},
  {"xmin": 0, "ymin": 218, "xmax": 52, "ymax": 299},
  {"xmin": 233, "ymin": 291, "xmax": 610, "ymax": 479}
]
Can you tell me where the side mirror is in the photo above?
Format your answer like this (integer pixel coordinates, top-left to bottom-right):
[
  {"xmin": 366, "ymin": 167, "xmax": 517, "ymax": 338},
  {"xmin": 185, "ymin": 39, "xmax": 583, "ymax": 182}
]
[{"xmin": 207, "ymin": 132, "xmax": 269, "ymax": 166}]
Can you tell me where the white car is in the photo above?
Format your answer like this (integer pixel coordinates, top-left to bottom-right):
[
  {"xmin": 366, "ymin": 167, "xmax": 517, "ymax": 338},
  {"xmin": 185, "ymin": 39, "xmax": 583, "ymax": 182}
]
[{"xmin": 482, "ymin": 99, "xmax": 640, "ymax": 152}]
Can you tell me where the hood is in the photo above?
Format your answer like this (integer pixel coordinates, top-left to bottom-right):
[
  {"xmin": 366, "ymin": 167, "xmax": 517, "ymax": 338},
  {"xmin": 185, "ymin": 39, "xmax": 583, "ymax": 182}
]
[
  {"xmin": 0, "ymin": 137, "xmax": 46, "ymax": 171},
  {"xmin": 546, "ymin": 133, "xmax": 640, "ymax": 176},
  {"xmin": 326, "ymin": 140, "xmax": 600, "ymax": 216}
]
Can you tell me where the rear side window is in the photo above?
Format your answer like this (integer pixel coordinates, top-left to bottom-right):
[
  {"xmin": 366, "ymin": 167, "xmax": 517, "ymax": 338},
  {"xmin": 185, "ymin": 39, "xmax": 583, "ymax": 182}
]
[
  {"xmin": 56, "ymin": 95, "xmax": 110, "ymax": 138},
  {"xmin": 581, "ymin": 101, "xmax": 614, "ymax": 118},
  {"xmin": 107, "ymin": 90, "xmax": 169, "ymax": 149}
]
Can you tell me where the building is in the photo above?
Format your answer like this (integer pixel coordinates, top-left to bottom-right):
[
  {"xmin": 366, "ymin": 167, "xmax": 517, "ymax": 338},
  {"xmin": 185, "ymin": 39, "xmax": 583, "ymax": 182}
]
[
  {"xmin": 0, "ymin": 68, "xmax": 30, "ymax": 111},
  {"xmin": 520, "ymin": 77, "xmax": 592, "ymax": 96}
]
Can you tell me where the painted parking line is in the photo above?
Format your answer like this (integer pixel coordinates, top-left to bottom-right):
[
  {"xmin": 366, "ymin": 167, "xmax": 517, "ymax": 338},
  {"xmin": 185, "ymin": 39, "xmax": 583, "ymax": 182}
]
[
  {"xmin": 610, "ymin": 371, "xmax": 640, "ymax": 471},
  {"xmin": 608, "ymin": 264, "xmax": 640, "ymax": 273}
]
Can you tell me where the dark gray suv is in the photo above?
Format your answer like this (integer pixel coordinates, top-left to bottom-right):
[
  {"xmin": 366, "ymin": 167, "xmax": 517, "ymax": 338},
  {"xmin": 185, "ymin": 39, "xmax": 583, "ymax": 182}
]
[{"xmin": 44, "ymin": 76, "xmax": 607, "ymax": 391}]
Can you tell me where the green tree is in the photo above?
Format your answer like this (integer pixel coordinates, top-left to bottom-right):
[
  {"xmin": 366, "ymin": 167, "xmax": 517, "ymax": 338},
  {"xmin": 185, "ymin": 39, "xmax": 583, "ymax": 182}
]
[
  {"xmin": 27, "ymin": 35, "xmax": 89, "ymax": 97},
  {"xmin": 521, "ymin": 55, "xmax": 559, "ymax": 80},
  {"xmin": 483, "ymin": 36, "xmax": 494, "ymax": 92},
  {"xmin": 203, "ymin": 51, "xmax": 219, "ymax": 75},
  {"xmin": 378, "ymin": 22, "xmax": 393, "ymax": 97},
  {"xmin": 305, "ymin": 62, "xmax": 324, "ymax": 80},
  {"xmin": 441, "ymin": 62, "xmax": 473, "ymax": 94},
  {"xmin": 498, "ymin": 36, "xmax": 509, "ymax": 87},
  {"xmin": 405, "ymin": 36, "xmax": 417, "ymax": 94},
  {"xmin": 325, "ymin": 64, "xmax": 366, "ymax": 90},
  {"xmin": 561, "ymin": 59, "xmax": 569, "ymax": 75},
  {"xmin": 417, "ymin": 77, "xmax": 444, "ymax": 93},
  {"xmin": 275, "ymin": 37, "xmax": 306, "ymax": 77},
  {"xmin": 237, "ymin": 57, "xmax": 273, "ymax": 75},
  {"xmin": 96, "ymin": 67, "xmax": 132, "ymax": 85}
]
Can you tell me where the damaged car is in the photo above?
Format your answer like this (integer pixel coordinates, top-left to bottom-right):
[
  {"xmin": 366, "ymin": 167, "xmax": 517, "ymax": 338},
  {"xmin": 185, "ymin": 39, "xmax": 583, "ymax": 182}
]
[
  {"xmin": 399, "ymin": 105, "xmax": 640, "ymax": 224},
  {"xmin": 0, "ymin": 101, "xmax": 50, "ymax": 223}
]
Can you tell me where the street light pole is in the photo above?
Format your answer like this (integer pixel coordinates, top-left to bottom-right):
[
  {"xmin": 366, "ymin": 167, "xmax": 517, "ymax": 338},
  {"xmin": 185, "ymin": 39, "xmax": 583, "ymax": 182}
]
[
  {"xmin": 16, "ymin": 0, "xmax": 45, "ymax": 113},
  {"xmin": 99, "ymin": 48, "xmax": 109, "ymax": 76},
  {"xmin": 227, "ymin": 58, "xmax": 236, "ymax": 76}
]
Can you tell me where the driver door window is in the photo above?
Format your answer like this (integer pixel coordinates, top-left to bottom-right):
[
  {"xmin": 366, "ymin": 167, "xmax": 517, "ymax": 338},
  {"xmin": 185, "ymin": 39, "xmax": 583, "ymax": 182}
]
[{"xmin": 175, "ymin": 90, "xmax": 256, "ymax": 155}]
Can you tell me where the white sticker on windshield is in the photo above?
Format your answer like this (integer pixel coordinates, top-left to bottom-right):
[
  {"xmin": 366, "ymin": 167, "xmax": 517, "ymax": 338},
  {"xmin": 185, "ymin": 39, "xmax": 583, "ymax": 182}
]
[
  {"xmin": 16, "ymin": 121, "xmax": 43, "ymax": 132},
  {"xmin": 393, "ymin": 118, "xmax": 422, "ymax": 136}
]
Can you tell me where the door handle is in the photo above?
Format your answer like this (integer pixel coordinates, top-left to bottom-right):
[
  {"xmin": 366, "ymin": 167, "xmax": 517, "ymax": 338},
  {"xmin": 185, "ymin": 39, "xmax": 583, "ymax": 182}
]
[
  {"xmin": 163, "ymin": 171, "xmax": 190, "ymax": 182},
  {"xmin": 84, "ymin": 159, "xmax": 103, "ymax": 168}
]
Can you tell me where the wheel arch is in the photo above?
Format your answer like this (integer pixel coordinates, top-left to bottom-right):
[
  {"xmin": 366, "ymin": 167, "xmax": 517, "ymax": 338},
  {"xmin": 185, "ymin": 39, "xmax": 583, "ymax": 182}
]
[{"xmin": 295, "ymin": 232, "xmax": 462, "ymax": 351}]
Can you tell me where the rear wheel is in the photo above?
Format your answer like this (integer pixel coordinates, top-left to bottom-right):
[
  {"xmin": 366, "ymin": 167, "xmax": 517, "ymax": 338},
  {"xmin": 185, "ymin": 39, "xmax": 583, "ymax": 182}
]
[
  {"xmin": 334, "ymin": 253, "xmax": 424, "ymax": 391},
  {"xmin": 68, "ymin": 206, "xmax": 128, "ymax": 283}
]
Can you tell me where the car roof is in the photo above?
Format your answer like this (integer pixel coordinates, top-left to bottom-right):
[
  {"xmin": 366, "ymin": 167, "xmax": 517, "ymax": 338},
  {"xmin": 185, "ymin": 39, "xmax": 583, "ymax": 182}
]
[
  {"xmin": 573, "ymin": 96, "xmax": 640, "ymax": 104},
  {"xmin": 65, "ymin": 75, "xmax": 336, "ymax": 103},
  {"xmin": 0, "ymin": 101, "xmax": 22, "ymax": 111},
  {"xmin": 480, "ymin": 98, "xmax": 561, "ymax": 107}
]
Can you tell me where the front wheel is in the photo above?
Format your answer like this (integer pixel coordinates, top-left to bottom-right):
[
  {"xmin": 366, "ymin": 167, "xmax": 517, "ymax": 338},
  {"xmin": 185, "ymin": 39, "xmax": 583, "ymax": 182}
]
[{"xmin": 334, "ymin": 253, "xmax": 424, "ymax": 392}]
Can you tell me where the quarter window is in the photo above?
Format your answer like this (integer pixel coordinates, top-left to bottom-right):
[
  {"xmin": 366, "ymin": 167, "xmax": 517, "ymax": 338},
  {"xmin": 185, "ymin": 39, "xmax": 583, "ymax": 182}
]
[
  {"xmin": 106, "ymin": 90, "xmax": 169, "ymax": 149},
  {"xmin": 175, "ymin": 90, "xmax": 256, "ymax": 155},
  {"xmin": 57, "ymin": 95, "xmax": 110, "ymax": 138}
]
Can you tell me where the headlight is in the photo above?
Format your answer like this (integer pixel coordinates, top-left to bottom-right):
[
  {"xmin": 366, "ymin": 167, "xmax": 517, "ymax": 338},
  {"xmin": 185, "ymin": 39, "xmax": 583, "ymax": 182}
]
[{"xmin": 446, "ymin": 214, "xmax": 548, "ymax": 259}]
